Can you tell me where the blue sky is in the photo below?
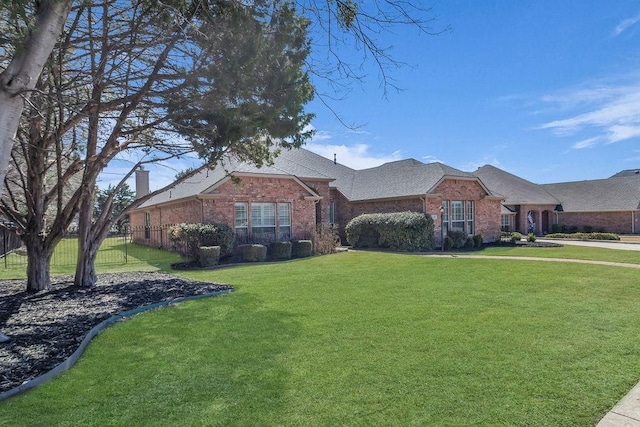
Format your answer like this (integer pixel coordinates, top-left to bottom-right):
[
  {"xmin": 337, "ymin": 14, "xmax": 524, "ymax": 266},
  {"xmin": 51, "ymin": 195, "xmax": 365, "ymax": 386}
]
[
  {"xmin": 100, "ymin": 1, "xmax": 640, "ymax": 191},
  {"xmin": 304, "ymin": 0, "xmax": 640, "ymax": 184}
]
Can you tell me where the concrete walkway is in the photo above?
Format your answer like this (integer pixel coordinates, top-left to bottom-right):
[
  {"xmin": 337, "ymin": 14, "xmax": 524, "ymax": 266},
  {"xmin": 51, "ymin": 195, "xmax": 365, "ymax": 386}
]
[
  {"xmin": 426, "ymin": 241, "xmax": 640, "ymax": 425},
  {"xmin": 537, "ymin": 237, "xmax": 640, "ymax": 251}
]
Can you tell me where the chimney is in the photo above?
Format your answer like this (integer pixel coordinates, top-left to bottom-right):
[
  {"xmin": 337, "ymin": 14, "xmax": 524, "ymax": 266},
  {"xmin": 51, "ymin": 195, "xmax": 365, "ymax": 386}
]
[{"xmin": 135, "ymin": 166, "xmax": 150, "ymax": 199}]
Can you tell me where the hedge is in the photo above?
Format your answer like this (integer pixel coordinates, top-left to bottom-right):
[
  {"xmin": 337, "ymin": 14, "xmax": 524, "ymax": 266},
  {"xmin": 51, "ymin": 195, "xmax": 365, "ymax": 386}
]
[{"xmin": 345, "ymin": 211, "xmax": 435, "ymax": 252}]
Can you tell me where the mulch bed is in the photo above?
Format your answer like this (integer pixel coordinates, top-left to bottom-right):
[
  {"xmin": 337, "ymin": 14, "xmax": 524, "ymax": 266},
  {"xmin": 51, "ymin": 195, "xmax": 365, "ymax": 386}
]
[{"xmin": 0, "ymin": 272, "xmax": 231, "ymax": 394}]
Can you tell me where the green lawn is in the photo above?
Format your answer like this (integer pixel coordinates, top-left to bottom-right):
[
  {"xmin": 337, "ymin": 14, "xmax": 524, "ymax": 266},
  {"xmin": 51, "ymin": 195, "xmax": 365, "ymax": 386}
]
[
  {"xmin": 0, "ymin": 237, "xmax": 182, "ymax": 279},
  {"xmin": 1, "ymin": 250, "xmax": 640, "ymax": 426},
  {"xmin": 479, "ymin": 244, "xmax": 640, "ymax": 264}
]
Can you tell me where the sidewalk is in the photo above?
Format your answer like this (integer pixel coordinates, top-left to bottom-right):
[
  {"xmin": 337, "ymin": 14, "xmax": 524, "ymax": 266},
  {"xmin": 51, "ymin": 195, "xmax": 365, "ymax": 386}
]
[
  {"xmin": 597, "ymin": 382, "xmax": 640, "ymax": 426},
  {"xmin": 537, "ymin": 237, "xmax": 640, "ymax": 251}
]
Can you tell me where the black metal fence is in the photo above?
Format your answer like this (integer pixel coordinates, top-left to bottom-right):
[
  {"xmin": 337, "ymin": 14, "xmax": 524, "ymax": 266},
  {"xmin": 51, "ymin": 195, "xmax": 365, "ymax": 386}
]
[{"xmin": 0, "ymin": 230, "xmax": 175, "ymax": 270}]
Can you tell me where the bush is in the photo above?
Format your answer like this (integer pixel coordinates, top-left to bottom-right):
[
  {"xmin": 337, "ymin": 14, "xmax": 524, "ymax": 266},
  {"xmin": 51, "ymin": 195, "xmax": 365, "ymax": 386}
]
[
  {"xmin": 268, "ymin": 241, "xmax": 292, "ymax": 260},
  {"xmin": 447, "ymin": 230, "xmax": 467, "ymax": 249},
  {"xmin": 473, "ymin": 234, "xmax": 483, "ymax": 248},
  {"xmin": 443, "ymin": 236, "xmax": 453, "ymax": 250},
  {"xmin": 198, "ymin": 246, "xmax": 220, "ymax": 267},
  {"xmin": 239, "ymin": 244, "xmax": 267, "ymax": 262},
  {"xmin": 510, "ymin": 232, "xmax": 522, "ymax": 244},
  {"xmin": 583, "ymin": 225, "xmax": 593, "ymax": 233},
  {"xmin": 310, "ymin": 224, "xmax": 340, "ymax": 255},
  {"xmin": 464, "ymin": 237, "xmax": 475, "ymax": 249},
  {"xmin": 545, "ymin": 232, "xmax": 619, "ymax": 241},
  {"xmin": 551, "ymin": 223, "xmax": 563, "ymax": 233},
  {"xmin": 292, "ymin": 240, "xmax": 313, "ymax": 258},
  {"xmin": 527, "ymin": 233, "xmax": 536, "ymax": 242},
  {"xmin": 169, "ymin": 223, "xmax": 235, "ymax": 260},
  {"xmin": 345, "ymin": 212, "xmax": 435, "ymax": 252}
]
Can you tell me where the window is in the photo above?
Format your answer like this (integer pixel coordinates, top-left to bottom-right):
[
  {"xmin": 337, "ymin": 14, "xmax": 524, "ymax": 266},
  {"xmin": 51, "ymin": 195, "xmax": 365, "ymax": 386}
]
[
  {"xmin": 329, "ymin": 200, "xmax": 336, "ymax": 224},
  {"xmin": 451, "ymin": 200, "xmax": 465, "ymax": 232},
  {"xmin": 235, "ymin": 202, "xmax": 292, "ymax": 242},
  {"xmin": 251, "ymin": 202, "xmax": 276, "ymax": 239},
  {"xmin": 501, "ymin": 215, "xmax": 511, "ymax": 232},
  {"xmin": 235, "ymin": 203, "xmax": 248, "ymax": 240},
  {"xmin": 441, "ymin": 200, "xmax": 475, "ymax": 235},
  {"xmin": 278, "ymin": 203, "xmax": 291, "ymax": 240},
  {"xmin": 466, "ymin": 201, "xmax": 474, "ymax": 235}
]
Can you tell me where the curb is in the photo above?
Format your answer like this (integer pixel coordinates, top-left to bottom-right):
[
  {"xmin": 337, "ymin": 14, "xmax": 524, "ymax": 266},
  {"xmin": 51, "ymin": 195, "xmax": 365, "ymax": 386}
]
[{"xmin": 0, "ymin": 288, "xmax": 233, "ymax": 402}]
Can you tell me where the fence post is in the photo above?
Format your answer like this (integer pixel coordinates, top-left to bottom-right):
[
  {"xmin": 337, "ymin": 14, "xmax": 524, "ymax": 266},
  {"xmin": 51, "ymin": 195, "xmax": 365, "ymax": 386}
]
[
  {"xmin": 3, "ymin": 228, "xmax": 6, "ymax": 269},
  {"xmin": 124, "ymin": 231, "xmax": 128, "ymax": 264}
]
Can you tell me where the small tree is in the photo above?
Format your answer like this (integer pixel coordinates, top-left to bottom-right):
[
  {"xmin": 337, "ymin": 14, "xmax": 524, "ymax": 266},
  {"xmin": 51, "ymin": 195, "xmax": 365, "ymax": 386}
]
[{"xmin": 94, "ymin": 184, "xmax": 135, "ymax": 234}]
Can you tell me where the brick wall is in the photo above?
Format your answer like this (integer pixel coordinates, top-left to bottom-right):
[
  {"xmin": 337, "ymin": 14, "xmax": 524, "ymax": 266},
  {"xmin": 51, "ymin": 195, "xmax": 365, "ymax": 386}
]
[
  {"xmin": 130, "ymin": 175, "xmax": 328, "ymax": 247},
  {"xmin": 431, "ymin": 179, "xmax": 502, "ymax": 243},
  {"xmin": 329, "ymin": 178, "xmax": 502, "ymax": 246},
  {"xmin": 555, "ymin": 211, "xmax": 636, "ymax": 234}
]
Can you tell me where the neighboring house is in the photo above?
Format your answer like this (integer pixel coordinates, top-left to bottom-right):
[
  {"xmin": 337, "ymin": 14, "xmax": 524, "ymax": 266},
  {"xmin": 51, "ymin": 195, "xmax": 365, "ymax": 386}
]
[
  {"xmin": 129, "ymin": 148, "xmax": 640, "ymax": 250},
  {"xmin": 129, "ymin": 148, "xmax": 504, "ymax": 248},
  {"xmin": 474, "ymin": 165, "xmax": 561, "ymax": 234},
  {"xmin": 541, "ymin": 176, "xmax": 640, "ymax": 234},
  {"xmin": 475, "ymin": 165, "xmax": 640, "ymax": 235}
]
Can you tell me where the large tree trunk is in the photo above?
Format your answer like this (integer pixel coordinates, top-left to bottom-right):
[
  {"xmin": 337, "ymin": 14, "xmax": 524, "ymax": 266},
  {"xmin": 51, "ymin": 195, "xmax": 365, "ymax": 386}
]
[
  {"xmin": 0, "ymin": 0, "xmax": 73, "ymax": 192},
  {"xmin": 24, "ymin": 232, "xmax": 53, "ymax": 292},
  {"xmin": 74, "ymin": 234, "xmax": 99, "ymax": 288},
  {"xmin": 74, "ymin": 189, "xmax": 101, "ymax": 287}
]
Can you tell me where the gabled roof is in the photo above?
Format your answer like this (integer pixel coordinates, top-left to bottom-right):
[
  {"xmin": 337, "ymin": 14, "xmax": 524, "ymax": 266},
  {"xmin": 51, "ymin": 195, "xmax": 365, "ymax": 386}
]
[
  {"xmin": 138, "ymin": 148, "xmax": 496, "ymax": 208},
  {"xmin": 138, "ymin": 151, "xmax": 332, "ymax": 207},
  {"xmin": 347, "ymin": 160, "xmax": 480, "ymax": 201},
  {"xmin": 541, "ymin": 176, "xmax": 640, "ymax": 212},
  {"xmin": 474, "ymin": 165, "xmax": 560, "ymax": 205}
]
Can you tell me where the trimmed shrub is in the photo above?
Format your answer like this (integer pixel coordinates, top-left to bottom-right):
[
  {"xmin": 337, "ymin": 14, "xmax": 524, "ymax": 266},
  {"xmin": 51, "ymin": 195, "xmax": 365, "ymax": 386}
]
[
  {"xmin": 240, "ymin": 244, "xmax": 267, "ymax": 262},
  {"xmin": 198, "ymin": 246, "xmax": 220, "ymax": 267},
  {"xmin": 545, "ymin": 232, "xmax": 619, "ymax": 241},
  {"xmin": 345, "ymin": 211, "xmax": 435, "ymax": 251},
  {"xmin": 268, "ymin": 241, "xmax": 292, "ymax": 260},
  {"xmin": 551, "ymin": 223, "xmax": 563, "ymax": 233},
  {"xmin": 473, "ymin": 234, "xmax": 483, "ymax": 248},
  {"xmin": 169, "ymin": 223, "xmax": 235, "ymax": 260},
  {"xmin": 527, "ymin": 233, "xmax": 536, "ymax": 242},
  {"xmin": 292, "ymin": 240, "xmax": 313, "ymax": 258},
  {"xmin": 443, "ymin": 236, "xmax": 453, "ymax": 251},
  {"xmin": 464, "ymin": 237, "xmax": 475, "ymax": 249},
  {"xmin": 447, "ymin": 230, "xmax": 467, "ymax": 249},
  {"xmin": 583, "ymin": 225, "xmax": 593, "ymax": 233},
  {"xmin": 510, "ymin": 232, "xmax": 522, "ymax": 244}
]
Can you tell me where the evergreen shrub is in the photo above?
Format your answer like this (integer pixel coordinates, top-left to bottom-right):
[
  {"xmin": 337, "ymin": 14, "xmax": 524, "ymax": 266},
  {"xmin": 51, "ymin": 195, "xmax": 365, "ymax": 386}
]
[
  {"xmin": 240, "ymin": 244, "xmax": 267, "ymax": 262},
  {"xmin": 292, "ymin": 240, "xmax": 313, "ymax": 258},
  {"xmin": 198, "ymin": 246, "xmax": 221, "ymax": 267},
  {"xmin": 345, "ymin": 211, "xmax": 435, "ymax": 251},
  {"xmin": 268, "ymin": 241, "xmax": 292, "ymax": 260}
]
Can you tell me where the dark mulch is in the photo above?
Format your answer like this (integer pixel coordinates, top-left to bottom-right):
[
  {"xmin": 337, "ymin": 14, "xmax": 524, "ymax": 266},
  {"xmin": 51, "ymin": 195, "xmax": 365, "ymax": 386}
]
[{"xmin": 0, "ymin": 272, "xmax": 232, "ymax": 394}]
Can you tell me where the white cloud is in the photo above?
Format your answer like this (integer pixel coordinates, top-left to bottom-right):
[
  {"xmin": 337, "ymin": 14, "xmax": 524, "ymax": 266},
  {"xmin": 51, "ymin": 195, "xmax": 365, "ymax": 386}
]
[
  {"xmin": 422, "ymin": 155, "xmax": 443, "ymax": 164},
  {"xmin": 538, "ymin": 82, "xmax": 640, "ymax": 146},
  {"xmin": 460, "ymin": 155, "xmax": 504, "ymax": 172},
  {"xmin": 305, "ymin": 140, "xmax": 403, "ymax": 170},
  {"xmin": 612, "ymin": 12, "xmax": 640, "ymax": 36},
  {"xmin": 572, "ymin": 137, "xmax": 600, "ymax": 149}
]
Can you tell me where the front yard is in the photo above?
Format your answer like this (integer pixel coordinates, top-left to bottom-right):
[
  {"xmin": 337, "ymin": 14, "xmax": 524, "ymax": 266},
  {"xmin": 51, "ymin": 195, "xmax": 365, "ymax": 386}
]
[{"xmin": 1, "ymin": 249, "xmax": 639, "ymax": 425}]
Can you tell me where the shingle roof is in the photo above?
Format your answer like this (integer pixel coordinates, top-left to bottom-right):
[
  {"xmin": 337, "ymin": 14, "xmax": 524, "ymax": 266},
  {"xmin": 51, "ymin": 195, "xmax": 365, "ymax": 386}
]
[
  {"xmin": 542, "ymin": 176, "xmax": 640, "ymax": 211},
  {"xmin": 348, "ymin": 160, "xmax": 478, "ymax": 201},
  {"xmin": 139, "ymin": 151, "xmax": 334, "ymax": 207},
  {"xmin": 138, "ymin": 148, "xmax": 490, "ymax": 208},
  {"xmin": 474, "ymin": 165, "xmax": 560, "ymax": 205},
  {"xmin": 610, "ymin": 169, "xmax": 640, "ymax": 178}
]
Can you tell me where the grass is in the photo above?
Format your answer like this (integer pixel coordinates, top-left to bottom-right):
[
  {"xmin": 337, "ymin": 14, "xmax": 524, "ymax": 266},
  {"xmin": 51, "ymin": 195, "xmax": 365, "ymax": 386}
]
[
  {"xmin": 1, "ymin": 248, "xmax": 640, "ymax": 425},
  {"xmin": 0, "ymin": 237, "xmax": 182, "ymax": 279}
]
